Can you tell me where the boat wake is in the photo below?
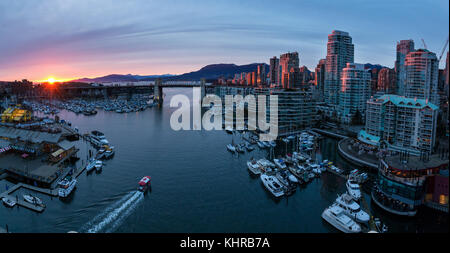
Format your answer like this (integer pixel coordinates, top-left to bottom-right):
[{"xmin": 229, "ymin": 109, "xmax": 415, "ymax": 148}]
[{"xmin": 80, "ymin": 191, "xmax": 144, "ymax": 233}]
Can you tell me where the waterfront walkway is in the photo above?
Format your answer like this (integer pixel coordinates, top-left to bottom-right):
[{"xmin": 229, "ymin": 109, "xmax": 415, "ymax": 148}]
[
  {"xmin": 338, "ymin": 138, "xmax": 378, "ymax": 169},
  {"xmin": 311, "ymin": 128, "xmax": 348, "ymax": 139}
]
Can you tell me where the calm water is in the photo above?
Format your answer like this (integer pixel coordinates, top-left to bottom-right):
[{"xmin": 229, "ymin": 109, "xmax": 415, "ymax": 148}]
[{"xmin": 0, "ymin": 88, "xmax": 447, "ymax": 233}]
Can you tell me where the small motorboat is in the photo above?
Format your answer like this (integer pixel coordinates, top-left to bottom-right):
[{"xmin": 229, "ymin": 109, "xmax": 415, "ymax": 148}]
[
  {"xmin": 273, "ymin": 159, "xmax": 287, "ymax": 169},
  {"xmin": 138, "ymin": 176, "xmax": 151, "ymax": 192},
  {"xmin": 235, "ymin": 144, "xmax": 245, "ymax": 153},
  {"xmin": 86, "ymin": 159, "xmax": 97, "ymax": 172},
  {"xmin": 2, "ymin": 197, "xmax": 16, "ymax": 207},
  {"xmin": 103, "ymin": 146, "xmax": 115, "ymax": 159},
  {"xmin": 23, "ymin": 194, "xmax": 43, "ymax": 206},
  {"xmin": 374, "ymin": 218, "xmax": 388, "ymax": 233},
  {"xmin": 247, "ymin": 160, "xmax": 261, "ymax": 175},
  {"xmin": 260, "ymin": 174, "xmax": 284, "ymax": 198},
  {"xmin": 95, "ymin": 160, "xmax": 103, "ymax": 172},
  {"xmin": 226, "ymin": 144, "xmax": 236, "ymax": 153}
]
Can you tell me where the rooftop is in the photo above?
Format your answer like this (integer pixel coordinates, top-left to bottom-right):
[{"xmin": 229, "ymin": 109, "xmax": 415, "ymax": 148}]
[
  {"xmin": 373, "ymin": 94, "xmax": 439, "ymax": 110},
  {"xmin": 384, "ymin": 154, "xmax": 449, "ymax": 171}
]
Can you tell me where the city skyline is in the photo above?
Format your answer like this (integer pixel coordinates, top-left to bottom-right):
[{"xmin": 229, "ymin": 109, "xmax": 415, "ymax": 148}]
[{"xmin": 0, "ymin": 0, "xmax": 448, "ymax": 82}]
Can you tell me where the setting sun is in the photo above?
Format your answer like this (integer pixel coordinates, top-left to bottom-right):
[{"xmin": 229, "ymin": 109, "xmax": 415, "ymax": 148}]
[{"xmin": 47, "ymin": 77, "xmax": 55, "ymax": 84}]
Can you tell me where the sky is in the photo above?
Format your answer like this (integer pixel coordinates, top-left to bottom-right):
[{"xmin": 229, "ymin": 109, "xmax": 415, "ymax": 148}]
[{"xmin": 0, "ymin": 0, "xmax": 448, "ymax": 82}]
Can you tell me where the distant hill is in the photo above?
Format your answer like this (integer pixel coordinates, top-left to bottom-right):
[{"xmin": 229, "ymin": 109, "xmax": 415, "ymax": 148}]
[
  {"xmin": 145, "ymin": 63, "xmax": 269, "ymax": 81},
  {"xmin": 69, "ymin": 63, "xmax": 268, "ymax": 83},
  {"xmin": 71, "ymin": 74, "xmax": 174, "ymax": 83},
  {"xmin": 364, "ymin": 63, "xmax": 388, "ymax": 70}
]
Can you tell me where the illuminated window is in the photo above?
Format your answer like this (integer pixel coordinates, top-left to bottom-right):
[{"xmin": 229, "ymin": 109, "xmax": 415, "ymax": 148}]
[{"xmin": 439, "ymin": 195, "xmax": 448, "ymax": 205}]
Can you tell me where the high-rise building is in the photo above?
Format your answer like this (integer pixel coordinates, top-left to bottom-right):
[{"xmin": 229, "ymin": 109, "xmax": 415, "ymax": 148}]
[
  {"xmin": 377, "ymin": 68, "xmax": 396, "ymax": 93},
  {"xmin": 404, "ymin": 49, "xmax": 439, "ymax": 105},
  {"xmin": 299, "ymin": 66, "xmax": 312, "ymax": 86},
  {"xmin": 269, "ymin": 56, "xmax": 280, "ymax": 86},
  {"xmin": 257, "ymin": 64, "xmax": 266, "ymax": 86},
  {"xmin": 246, "ymin": 72, "xmax": 253, "ymax": 86},
  {"xmin": 370, "ymin": 68, "xmax": 380, "ymax": 95},
  {"xmin": 338, "ymin": 63, "xmax": 371, "ymax": 123},
  {"xmin": 324, "ymin": 30, "xmax": 354, "ymax": 105},
  {"xmin": 315, "ymin": 59, "xmax": 326, "ymax": 100},
  {"xmin": 359, "ymin": 95, "xmax": 438, "ymax": 155},
  {"xmin": 395, "ymin": 39, "xmax": 415, "ymax": 95},
  {"xmin": 280, "ymin": 52, "xmax": 300, "ymax": 89},
  {"xmin": 445, "ymin": 51, "xmax": 449, "ymax": 97},
  {"xmin": 252, "ymin": 88, "xmax": 316, "ymax": 137},
  {"xmin": 251, "ymin": 72, "xmax": 256, "ymax": 86}
]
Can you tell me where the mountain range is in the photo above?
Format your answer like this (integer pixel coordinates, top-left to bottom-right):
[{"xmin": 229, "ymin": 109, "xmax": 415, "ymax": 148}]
[{"xmin": 70, "ymin": 63, "xmax": 268, "ymax": 83}]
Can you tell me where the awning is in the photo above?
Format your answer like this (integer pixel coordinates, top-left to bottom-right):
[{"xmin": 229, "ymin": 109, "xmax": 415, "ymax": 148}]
[
  {"xmin": 51, "ymin": 149, "xmax": 65, "ymax": 157},
  {"xmin": 0, "ymin": 146, "xmax": 11, "ymax": 153}
]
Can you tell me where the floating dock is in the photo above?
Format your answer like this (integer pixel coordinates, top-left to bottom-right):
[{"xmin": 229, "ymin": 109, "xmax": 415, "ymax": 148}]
[{"xmin": 0, "ymin": 183, "xmax": 58, "ymax": 213}]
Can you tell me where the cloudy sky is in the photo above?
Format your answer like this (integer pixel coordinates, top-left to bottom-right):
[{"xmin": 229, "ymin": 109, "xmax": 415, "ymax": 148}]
[{"xmin": 0, "ymin": 0, "xmax": 448, "ymax": 81}]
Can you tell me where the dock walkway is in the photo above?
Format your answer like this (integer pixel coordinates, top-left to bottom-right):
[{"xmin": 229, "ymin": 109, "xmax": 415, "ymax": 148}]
[
  {"xmin": 360, "ymin": 189, "xmax": 377, "ymax": 232},
  {"xmin": 0, "ymin": 183, "xmax": 58, "ymax": 213}
]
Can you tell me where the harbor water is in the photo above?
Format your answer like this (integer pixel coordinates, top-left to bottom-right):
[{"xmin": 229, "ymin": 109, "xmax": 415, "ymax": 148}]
[{"xmin": 0, "ymin": 88, "xmax": 447, "ymax": 233}]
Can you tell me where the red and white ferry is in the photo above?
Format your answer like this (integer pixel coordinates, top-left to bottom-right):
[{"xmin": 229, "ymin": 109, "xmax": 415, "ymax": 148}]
[{"xmin": 138, "ymin": 176, "xmax": 151, "ymax": 192}]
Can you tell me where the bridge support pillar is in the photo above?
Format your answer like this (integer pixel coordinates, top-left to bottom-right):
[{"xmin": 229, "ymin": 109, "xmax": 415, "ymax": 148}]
[
  {"xmin": 200, "ymin": 78, "xmax": 206, "ymax": 101},
  {"xmin": 155, "ymin": 78, "xmax": 163, "ymax": 105}
]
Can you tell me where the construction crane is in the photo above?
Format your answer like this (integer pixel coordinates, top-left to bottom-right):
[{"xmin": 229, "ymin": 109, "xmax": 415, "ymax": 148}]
[
  {"xmin": 438, "ymin": 36, "xmax": 449, "ymax": 62},
  {"xmin": 421, "ymin": 38, "xmax": 428, "ymax": 50}
]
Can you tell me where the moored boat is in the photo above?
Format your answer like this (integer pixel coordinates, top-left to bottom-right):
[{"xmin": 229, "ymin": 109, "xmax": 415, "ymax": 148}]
[
  {"xmin": 260, "ymin": 174, "xmax": 285, "ymax": 198},
  {"xmin": 58, "ymin": 176, "xmax": 77, "ymax": 198},
  {"xmin": 226, "ymin": 144, "xmax": 236, "ymax": 153},
  {"xmin": 321, "ymin": 205, "xmax": 361, "ymax": 233},
  {"xmin": 2, "ymin": 197, "xmax": 16, "ymax": 207},
  {"xmin": 23, "ymin": 194, "xmax": 43, "ymax": 206},
  {"xmin": 335, "ymin": 193, "xmax": 369, "ymax": 223}
]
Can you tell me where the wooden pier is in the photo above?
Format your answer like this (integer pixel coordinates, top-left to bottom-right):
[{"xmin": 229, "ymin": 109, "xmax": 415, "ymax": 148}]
[{"xmin": 0, "ymin": 183, "xmax": 58, "ymax": 213}]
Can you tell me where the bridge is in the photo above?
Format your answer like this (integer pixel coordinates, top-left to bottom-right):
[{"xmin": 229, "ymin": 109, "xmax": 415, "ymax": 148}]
[{"xmin": 18, "ymin": 79, "xmax": 211, "ymax": 104}]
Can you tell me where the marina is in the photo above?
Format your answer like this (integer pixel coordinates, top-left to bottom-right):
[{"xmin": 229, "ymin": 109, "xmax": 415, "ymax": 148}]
[{"xmin": 0, "ymin": 88, "xmax": 448, "ymax": 233}]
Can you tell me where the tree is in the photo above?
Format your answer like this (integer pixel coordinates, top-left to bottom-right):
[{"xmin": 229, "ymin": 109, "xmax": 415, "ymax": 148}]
[{"xmin": 351, "ymin": 110, "xmax": 363, "ymax": 125}]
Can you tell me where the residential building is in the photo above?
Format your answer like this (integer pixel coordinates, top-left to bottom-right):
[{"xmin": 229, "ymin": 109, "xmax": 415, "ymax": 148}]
[
  {"xmin": 377, "ymin": 68, "xmax": 396, "ymax": 93},
  {"xmin": 324, "ymin": 30, "xmax": 354, "ymax": 105},
  {"xmin": 395, "ymin": 39, "xmax": 415, "ymax": 95},
  {"xmin": 280, "ymin": 52, "xmax": 300, "ymax": 89},
  {"xmin": 338, "ymin": 63, "xmax": 371, "ymax": 123},
  {"xmin": 404, "ymin": 49, "xmax": 439, "ymax": 105},
  {"xmin": 359, "ymin": 95, "xmax": 438, "ymax": 155}
]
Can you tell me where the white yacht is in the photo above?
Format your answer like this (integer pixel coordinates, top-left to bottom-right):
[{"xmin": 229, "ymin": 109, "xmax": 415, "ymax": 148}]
[
  {"xmin": 257, "ymin": 141, "xmax": 265, "ymax": 149},
  {"xmin": 309, "ymin": 164, "xmax": 322, "ymax": 175},
  {"xmin": 260, "ymin": 174, "xmax": 284, "ymax": 198},
  {"xmin": 321, "ymin": 204, "xmax": 361, "ymax": 233},
  {"xmin": 58, "ymin": 177, "xmax": 77, "ymax": 198},
  {"xmin": 2, "ymin": 197, "xmax": 16, "ymax": 207},
  {"xmin": 273, "ymin": 159, "xmax": 287, "ymax": 169},
  {"xmin": 285, "ymin": 170, "xmax": 299, "ymax": 184},
  {"xmin": 226, "ymin": 144, "xmax": 236, "ymax": 153},
  {"xmin": 86, "ymin": 158, "xmax": 97, "ymax": 172},
  {"xmin": 104, "ymin": 146, "xmax": 115, "ymax": 159},
  {"xmin": 335, "ymin": 193, "xmax": 370, "ymax": 223},
  {"xmin": 346, "ymin": 179, "xmax": 361, "ymax": 201},
  {"xmin": 247, "ymin": 160, "xmax": 261, "ymax": 175},
  {"xmin": 95, "ymin": 160, "xmax": 103, "ymax": 172},
  {"xmin": 23, "ymin": 194, "xmax": 43, "ymax": 206}
]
